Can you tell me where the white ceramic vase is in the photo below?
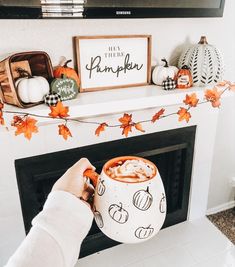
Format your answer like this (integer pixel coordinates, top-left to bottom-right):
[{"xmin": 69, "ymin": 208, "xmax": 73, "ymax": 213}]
[{"xmin": 178, "ymin": 36, "xmax": 224, "ymax": 87}]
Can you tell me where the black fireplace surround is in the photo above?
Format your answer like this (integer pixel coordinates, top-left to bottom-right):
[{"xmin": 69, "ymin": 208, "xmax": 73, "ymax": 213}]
[{"xmin": 15, "ymin": 126, "xmax": 196, "ymax": 258}]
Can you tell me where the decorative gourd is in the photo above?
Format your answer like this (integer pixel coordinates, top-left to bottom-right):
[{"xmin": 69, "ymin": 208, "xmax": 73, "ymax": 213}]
[
  {"xmin": 53, "ymin": 59, "xmax": 80, "ymax": 87},
  {"xmin": 176, "ymin": 65, "xmax": 193, "ymax": 89},
  {"xmin": 135, "ymin": 225, "xmax": 154, "ymax": 240},
  {"xmin": 108, "ymin": 202, "xmax": 129, "ymax": 224},
  {"xmin": 15, "ymin": 68, "xmax": 50, "ymax": 103},
  {"xmin": 44, "ymin": 92, "xmax": 61, "ymax": 106},
  {"xmin": 94, "ymin": 207, "xmax": 104, "ymax": 228},
  {"xmin": 162, "ymin": 77, "xmax": 176, "ymax": 90},
  {"xmin": 178, "ymin": 36, "xmax": 224, "ymax": 87},
  {"xmin": 97, "ymin": 180, "xmax": 106, "ymax": 196},
  {"xmin": 152, "ymin": 59, "xmax": 178, "ymax": 86},
  {"xmin": 51, "ymin": 75, "xmax": 78, "ymax": 101},
  {"xmin": 133, "ymin": 187, "xmax": 153, "ymax": 211}
]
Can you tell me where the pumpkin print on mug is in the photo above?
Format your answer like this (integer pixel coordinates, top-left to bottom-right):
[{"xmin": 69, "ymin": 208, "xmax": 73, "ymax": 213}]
[
  {"xmin": 93, "ymin": 206, "xmax": 104, "ymax": 229},
  {"xmin": 133, "ymin": 186, "xmax": 153, "ymax": 211},
  {"xmin": 97, "ymin": 179, "xmax": 106, "ymax": 196},
  {"xmin": 108, "ymin": 202, "xmax": 129, "ymax": 224},
  {"xmin": 135, "ymin": 225, "xmax": 154, "ymax": 240},
  {"xmin": 159, "ymin": 193, "xmax": 166, "ymax": 213},
  {"xmin": 87, "ymin": 156, "xmax": 166, "ymax": 244}
]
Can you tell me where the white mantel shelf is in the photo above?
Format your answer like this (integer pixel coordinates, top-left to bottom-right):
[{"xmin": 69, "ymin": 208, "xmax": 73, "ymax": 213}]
[{"xmin": 3, "ymin": 85, "xmax": 233, "ymax": 125}]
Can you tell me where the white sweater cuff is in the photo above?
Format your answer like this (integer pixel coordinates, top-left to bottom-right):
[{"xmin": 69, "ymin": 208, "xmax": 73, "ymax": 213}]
[{"xmin": 32, "ymin": 191, "xmax": 94, "ymax": 267}]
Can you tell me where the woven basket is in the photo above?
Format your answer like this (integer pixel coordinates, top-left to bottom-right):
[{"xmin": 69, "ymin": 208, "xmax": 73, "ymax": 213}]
[{"xmin": 0, "ymin": 51, "xmax": 54, "ymax": 108}]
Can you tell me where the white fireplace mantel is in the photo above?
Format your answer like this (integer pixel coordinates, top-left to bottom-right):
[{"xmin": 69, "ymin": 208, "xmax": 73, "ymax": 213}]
[
  {"xmin": 0, "ymin": 84, "xmax": 233, "ymax": 265},
  {"xmin": 3, "ymin": 85, "xmax": 232, "ymax": 126}
]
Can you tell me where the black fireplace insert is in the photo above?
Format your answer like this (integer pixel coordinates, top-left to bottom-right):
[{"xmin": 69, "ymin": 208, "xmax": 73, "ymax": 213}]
[{"xmin": 15, "ymin": 126, "xmax": 196, "ymax": 258}]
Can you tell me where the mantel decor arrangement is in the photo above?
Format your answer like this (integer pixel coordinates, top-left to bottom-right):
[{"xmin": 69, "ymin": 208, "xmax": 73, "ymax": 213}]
[{"xmin": 0, "ymin": 34, "xmax": 233, "ymax": 141}]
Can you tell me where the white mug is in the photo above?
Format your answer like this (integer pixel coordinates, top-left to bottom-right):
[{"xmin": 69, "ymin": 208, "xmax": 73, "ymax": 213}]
[{"xmin": 86, "ymin": 156, "xmax": 166, "ymax": 244}]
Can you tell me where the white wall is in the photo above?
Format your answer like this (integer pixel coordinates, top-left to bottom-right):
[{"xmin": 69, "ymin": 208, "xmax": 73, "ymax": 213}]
[{"xmin": 0, "ymin": 0, "xmax": 234, "ymax": 210}]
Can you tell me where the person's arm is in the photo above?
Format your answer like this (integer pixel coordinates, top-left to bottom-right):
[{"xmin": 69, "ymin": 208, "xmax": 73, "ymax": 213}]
[{"xmin": 5, "ymin": 158, "xmax": 95, "ymax": 267}]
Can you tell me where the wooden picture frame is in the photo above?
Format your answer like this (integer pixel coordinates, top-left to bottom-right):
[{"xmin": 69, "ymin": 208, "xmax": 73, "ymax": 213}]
[{"xmin": 74, "ymin": 35, "xmax": 152, "ymax": 92}]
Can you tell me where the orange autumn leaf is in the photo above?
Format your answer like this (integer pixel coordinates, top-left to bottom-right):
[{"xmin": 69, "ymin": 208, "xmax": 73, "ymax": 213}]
[
  {"xmin": 119, "ymin": 113, "xmax": 133, "ymax": 137},
  {"xmin": 135, "ymin": 123, "xmax": 145, "ymax": 133},
  {"xmin": 49, "ymin": 101, "xmax": 69, "ymax": 118},
  {"xmin": 177, "ymin": 107, "xmax": 191, "ymax": 123},
  {"xmin": 0, "ymin": 117, "xmax": 4, "ymax": 125},
  {"xmin": 0, "ymin": 101, "xmax": 4, "ymax": 110},
  {"xmin": 152, "ymin": 108, "xmax": 165, "ymax": 123},
  {"xmin": 216, "ymin": 81, "xmax": 235, "ymax": 92},
  {"xmin": 0, "ymin": 110, "xmax": 4, "ymax": 125},
  {"xmin": 205, "ymin": 87, "xmax": 222, "ymax": 108},
  {"xmin": 119, "ymin": 113, "xmax": 132, "ymax": 126},
  {"xmin": 217, "ymin": 81, "xmax": 229, "ymax": 87},
  {"xmin": 14, "ymin": 116, "xmax": 38, "ymax": 140},
  {"xmin": 228, "ymin": 83, "xmax": 235, "ymax": 92},
  {"xmin": 12, "ymin": 115, "xmax": 22, "ymax": 125},
  {"xmin": 183, "ymin": 93, "xmax": 199, "ymax": 107},
  {"xmin": 95, "ymin": 123, "xmax": 108, "ymax": 136},
  {"xmin": 122, "ymin": 124, "xmax": 132, "ymax": 137},
  {"xmin": 58, "ymin": 124, "xmax": 72, "ymax": 140}
]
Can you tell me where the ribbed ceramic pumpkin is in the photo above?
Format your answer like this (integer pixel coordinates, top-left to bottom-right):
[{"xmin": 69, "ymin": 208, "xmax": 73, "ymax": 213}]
[{"xmin": 178, "ymin": 36, "xmax": 224, "ymax": 87}]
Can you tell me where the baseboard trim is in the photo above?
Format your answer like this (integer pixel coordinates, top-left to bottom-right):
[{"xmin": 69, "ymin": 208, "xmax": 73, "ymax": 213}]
[{"xmin": 206, "ymin": 200, "xmax": 235, "ymax": 215}]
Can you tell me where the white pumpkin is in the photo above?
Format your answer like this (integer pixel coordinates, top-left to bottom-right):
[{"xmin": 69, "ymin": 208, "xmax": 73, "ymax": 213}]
[
  {"xmin": 16, "ymin": 75, "xmax": 50, "ymax": 103},
  {"xmin": 152, "ymin": 59, "xmax": 178, "ymax": 86}
]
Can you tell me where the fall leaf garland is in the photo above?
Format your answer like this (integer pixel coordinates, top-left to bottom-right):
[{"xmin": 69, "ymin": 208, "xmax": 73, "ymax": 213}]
[{"xmin": 0, "ymin": 81, "xmax": 234, "ymax": 141}]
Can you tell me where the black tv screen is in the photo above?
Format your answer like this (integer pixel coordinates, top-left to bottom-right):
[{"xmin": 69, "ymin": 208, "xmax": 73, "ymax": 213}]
[{"xmin": 0, "ymin": 0, "xmax": 226, "ymax": 19}]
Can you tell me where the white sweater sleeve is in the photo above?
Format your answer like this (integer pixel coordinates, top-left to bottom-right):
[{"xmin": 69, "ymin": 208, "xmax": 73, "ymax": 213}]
[{"xmin": 5, "ymin": 191, "xmax": 94, "ymax": 267}]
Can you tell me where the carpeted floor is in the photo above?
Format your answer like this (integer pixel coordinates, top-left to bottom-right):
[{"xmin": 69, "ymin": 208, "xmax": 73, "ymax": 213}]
[{"xmin": 207, "ymin": 208, "xmax": 235, "ymax": 245}]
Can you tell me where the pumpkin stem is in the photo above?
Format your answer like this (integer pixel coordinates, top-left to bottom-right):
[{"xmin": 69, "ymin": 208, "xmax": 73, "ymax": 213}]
[
  {"xmin": 146, "ymin": 186, "xmax": 150, "ymax": 193},
  {"xmin": 161, "ymin": 58, "xmax": 169, "ymax": 68},
  {"xmin": 17, "ymin": 68, "xmax": 33, "ymax": 79},
  {"xmin": 147, "ymin": 225, "xmax": 151, "ymax": 228},
  {"xmin": 182, "ymin": 65, "xmax": 190, "ymax": 70},
  {"xmin": 198, "ymin": 36, "xmax": 208, "ymax": 45},
  {"xmin": 63, "ymin": 60, "xmax": 72, "ymax": 68},
  {"xmin": 119, "ymin": 202, "xmax": 123, "ymax": 211}
]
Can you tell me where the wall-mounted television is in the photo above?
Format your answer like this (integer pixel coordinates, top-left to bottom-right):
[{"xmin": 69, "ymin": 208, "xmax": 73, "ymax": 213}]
[{"xmin": 0, "ymin": 0, "xmax": 226, "ymax": 19}]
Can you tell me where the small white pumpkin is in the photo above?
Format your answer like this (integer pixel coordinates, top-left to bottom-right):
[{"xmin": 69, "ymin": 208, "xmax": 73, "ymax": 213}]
[
  {"xmin": 15, "ymin": 68, "xmax": 50, "ymax": 103},
  {"xmin": 152, "ymin": 59, "xmax": 178, "ymax": 86}
]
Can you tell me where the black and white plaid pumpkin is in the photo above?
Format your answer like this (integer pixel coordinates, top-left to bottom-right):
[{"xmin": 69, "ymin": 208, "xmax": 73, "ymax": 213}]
[
  {"xmin": 162, "ymin": 77, "xmax": 176, "ymax": 90},
  {"xmin": 44, "ymin": 92, "xmax": 61, "ymax": 106}
]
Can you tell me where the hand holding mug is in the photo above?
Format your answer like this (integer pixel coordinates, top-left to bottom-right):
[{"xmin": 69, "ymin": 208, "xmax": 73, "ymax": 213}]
[{"xmin": 52, "ymin": 158, "xmax": 95, "ymax": 204}]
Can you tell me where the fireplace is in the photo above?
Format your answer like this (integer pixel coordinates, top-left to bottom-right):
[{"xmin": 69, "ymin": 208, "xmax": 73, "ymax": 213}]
[{"xmin": 15, "ymin": 125, "xmax": 196, "ymax": 258}]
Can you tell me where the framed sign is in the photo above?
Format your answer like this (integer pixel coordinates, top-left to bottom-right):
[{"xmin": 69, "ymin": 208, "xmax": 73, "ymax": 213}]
[{"xmin": 74, "ymin": 35, "xmax": 152, "ymax": 92}]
